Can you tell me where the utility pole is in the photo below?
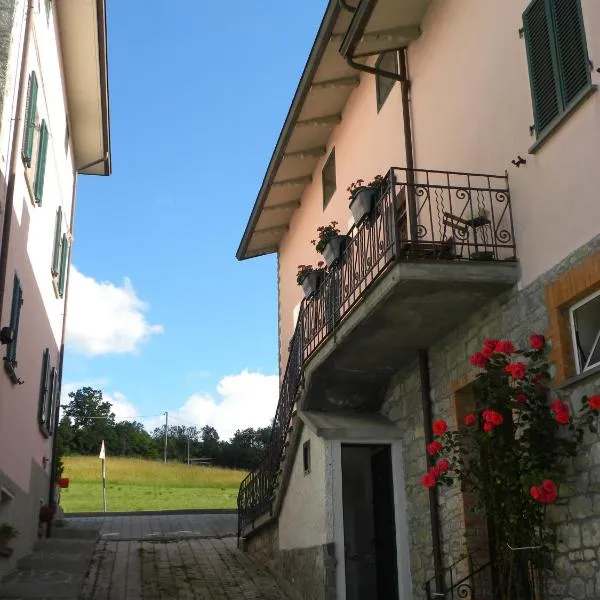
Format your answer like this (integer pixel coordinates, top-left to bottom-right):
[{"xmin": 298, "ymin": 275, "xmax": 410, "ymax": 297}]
[
  {"xmin": 164, "ymin": 412, "xmax": 168, "ymax": 464},
  {"xmin": 187, "ymin": 435, "xmax": 190, "ymax": 466}
]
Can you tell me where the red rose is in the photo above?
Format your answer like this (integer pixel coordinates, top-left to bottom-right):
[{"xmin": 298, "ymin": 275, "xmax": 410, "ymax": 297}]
[
  {"xmin": 532, "ymin": 372, "xmax": 542, "ymax": 382},
  {"xmin": 427, "ymin": 441, "xmax": 442, "ymax": 456},
  {"xmin": 469, "ymin": 352, "xmax": 488, "ymax": 368},
  {"xmin": 495, "ymin": 340, "xmax": 516, "ymax": 355},
  {"xmin": 531, "ymin": 480, "xmax": 558, "ymax": 503},
  {"xmin": 515, "ymin": 393, "xmax": 528, "ymax": 404},
  {"xmin": 465, "ymin": 414, "xmax": 476, "ymax": 426},
  {"xmin": 588, "ymin": 395, "xmax": 600, "ymax": 411},
  {"xmin": 481, "ymin": 346, "xmax": 494, "ymax": 358},
  {"xmin": 530, "ymin": 486, "xmax": 540, "ymax": 500},
  {"xmin": 530, "ymin": 334, "xmax": 545, "ymax": 351},
  {"xmin": 438, "ymin": 459, "xmax": 450, "ymax": 473},
  {"xmin": 429, "ymin": 465, "xmax": 440, "ymax": 478},
  {"xmin": 483, "ymin": 422, "xmax": 494, "ymax": 432},
  {"xmin": 484, "ymin": 410, "xmax": 504, "ymax": 426},
  {"xmin": 505, "ymin": 362, "xmax": 527, "ymax": 379},
  {"xmin": 483, "ymin": 339, "xmax": 498, "ymax": 352},
  {"xmin": 421, "ymin": 472, "xmax": 436, "ymax": 488},
  {"xmin": 432, "ymin": 419, "xmax": 448, "ymax": 436},
  {"xmin": 551, "ymin": 400, "xmax": 570, "ymax": 424}
]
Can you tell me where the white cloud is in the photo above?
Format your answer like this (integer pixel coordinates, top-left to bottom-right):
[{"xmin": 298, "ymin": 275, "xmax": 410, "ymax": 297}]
[
  {"xmin": 66, "ymin": 266, "xmax": 163, "ymax": 356},
  {"xmin": 104, "ymin": 391, "xmax": 139, "ymax": 421}
]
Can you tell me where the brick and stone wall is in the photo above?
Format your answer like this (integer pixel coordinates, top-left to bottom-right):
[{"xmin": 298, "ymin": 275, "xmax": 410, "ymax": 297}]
[{"xmin": 381, "ymin": 234, "xmax": 600, "ymax": 599}]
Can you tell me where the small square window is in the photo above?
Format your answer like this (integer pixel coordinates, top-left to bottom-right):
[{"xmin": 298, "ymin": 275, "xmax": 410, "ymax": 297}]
[
  {"xmin": 302, "ymin": 440, "xmax": 311, "ymax": 475},
  {"xmin": 375, "ymin": 52, "xmax": 398, "ymax": 112},
  {"xmin": 322, "ymin": 148, "xmax": 336, "ymax": 210},
  {"xmin": 569, "ymin": 289, "xmax": 600, "ymax": 373}
]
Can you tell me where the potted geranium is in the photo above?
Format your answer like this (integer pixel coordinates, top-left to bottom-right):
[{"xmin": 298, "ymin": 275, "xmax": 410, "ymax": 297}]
[
  {"xmin": 348, "ymin": 174, "xmax": 386, "ymax": 223},
  {"xmin": 56, "ymin": 477, "xmax": 69, "ymax": 489},
  {"xmin": 296, "ymin": 263, "xmax": 324, "ymax": 298},
  {"xmin": 39, "ymin": 504, "xmax": 55, "ymax": 524},
  {"xmin": 0, "ymin": 523, "xmax": 18, "ymax": 547},
  {"xmin": 311, "ymin": 221, "xmax": 346, "ymax": 267}
]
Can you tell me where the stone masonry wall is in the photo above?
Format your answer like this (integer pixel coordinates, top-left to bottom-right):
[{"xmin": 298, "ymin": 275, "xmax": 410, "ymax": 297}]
[
  {"xmin": 381, "ymin": 233, "xmax": 600, "ymax": 599},
  {"xmin": 245, "ymin": 520, "xmax": 337, "ymax": 600}
]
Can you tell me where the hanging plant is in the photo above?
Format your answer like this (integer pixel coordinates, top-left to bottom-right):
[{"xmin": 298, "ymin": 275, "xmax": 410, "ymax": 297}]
[{"xmin": 421, "ymin": 334, "xmax": 599, "ymax": 598}]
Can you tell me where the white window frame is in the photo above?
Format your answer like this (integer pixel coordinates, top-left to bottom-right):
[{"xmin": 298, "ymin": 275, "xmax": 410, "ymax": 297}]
[{"xmin": 569, "ymin": 288, "xmax": 600, "ymax": 374}]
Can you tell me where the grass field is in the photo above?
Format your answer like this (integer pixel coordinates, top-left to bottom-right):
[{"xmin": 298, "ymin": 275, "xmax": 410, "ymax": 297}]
[{"xmin": 59, "ymin": 456, "xmax": 247, "ymax": 513}]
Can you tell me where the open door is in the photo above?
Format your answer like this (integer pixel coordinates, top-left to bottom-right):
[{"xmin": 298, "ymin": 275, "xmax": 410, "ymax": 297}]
[{"xmin": 341, "ymin": 444, "xmax": 399, "ymax": 600}]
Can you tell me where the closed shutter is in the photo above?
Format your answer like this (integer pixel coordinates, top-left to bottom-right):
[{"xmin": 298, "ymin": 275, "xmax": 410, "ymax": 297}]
[
  {"xmin": 550, "ymin": 0, "xmax": 591, "ymax": 106},
  {"xmin": 22, "ymin": 72, "xmax": 38, "ymax": 166},
  {"xmin": 47, "ymin": 367, "xmax": 57, "ymax": 434},
  {"xmin": 51, "ymin": 207, "xmax": 62, "ymax": 275},
  {"xmin": 523, "ymin": 0, "xmax": 561, "ymax": 134},
  {"xmin": 38, "ymin": 349, "xmax": 51, "ymax": 430},
  {"xmin": 6, "ymin": 274, "xmax": 23, "ymax": 364},
  {"xmin": 58, "ymin": 233, "xmax": 69, "ymax": 297},
  {"xmin": 34, "ymin": 120, "xmax": 48, "ymax": 204}
]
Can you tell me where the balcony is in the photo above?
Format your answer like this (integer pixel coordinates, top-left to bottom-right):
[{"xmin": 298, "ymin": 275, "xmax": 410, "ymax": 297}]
[{"xmin": 238, "ymin": 167, "xmax": 518, "ymax": 535}]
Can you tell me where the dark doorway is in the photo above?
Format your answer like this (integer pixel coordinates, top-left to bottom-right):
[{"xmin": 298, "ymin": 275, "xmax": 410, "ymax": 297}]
[{"xmin": 341, "ymin": 444, "xmax": 399, "ymax": 600}]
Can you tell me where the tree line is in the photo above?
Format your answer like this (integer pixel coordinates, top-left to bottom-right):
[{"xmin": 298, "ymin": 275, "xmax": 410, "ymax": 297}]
[{"xmin": 57, "ymin": 387, "xmax": 271, "ymax": 471}]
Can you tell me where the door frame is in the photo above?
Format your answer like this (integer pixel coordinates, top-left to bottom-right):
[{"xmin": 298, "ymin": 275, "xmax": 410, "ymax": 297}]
[{"xmin": 332, "ymin": 439, "xmax": 412, "ymax": 600}]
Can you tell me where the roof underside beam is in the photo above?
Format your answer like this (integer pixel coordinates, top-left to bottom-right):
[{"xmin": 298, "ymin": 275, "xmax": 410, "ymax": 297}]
[
  {"xmin": 284, "ymin": 146, "xmax": 327, "ymax": 160},
  {"xmin": 264, "ymin": 199, "xmax": 301, "ymax": 212},
  {"xmin": 332, "ymin": 25, "xmax": 420, "ymax": 44},
  {"xmin": 297, "ymin": 114, "xmax": 342, "ymax": 127},
  {"xmin": 255, "ymin": 224, "xmax": 289, "ymax": 235},
  {"xmin": 311, "ymin": 76, "xmax": 359, "ymax": 90},
  {"xmin": 272, "ymin": 175, "xmax": 312, "ymax": 187}
]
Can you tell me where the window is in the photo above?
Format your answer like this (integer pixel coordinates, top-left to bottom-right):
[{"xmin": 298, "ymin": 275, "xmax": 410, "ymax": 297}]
[
  {"xmin": 51, "ymin": 207, "xmax": 62, "ymax": 276},
  {"xmin": 322, "ymin": 149, "xmax": 336, "ymax": 210},
  {"xmin": 58, "ymin": 233, "xmax": 69, "ymax": 297},
  {"xmin": 34, "ymin": 120, "xmax": 48, "ymax": 204},
  {"xmin": 48, "ymin": 367, "xmax": 58, "ymax": 435},
  {"xmin": 45, "ymin": 0, "xmax": 51, "ymax": 22},
  {"xmin": 375, "ymin": 51, "xmax": 398, "ymax": 111},
  {"xmin": 22, "ymin": 71, "xmax": 38, "ymax": 166},
  {"xmin": 51, "ymin": 208, "xmax": 70, "ymax": 298},
  {"xmin": 4, "ymin": 274, "xmax": 23, "ymax": 382},
  {"xmin": 523, "ymin": 0, "xmax": 591, "ymax": 137},
  {"xmin": 302, "ymin": 440, "xmax": 311, "ymax": 475},
  {"xmin": 569, "ymin": 289, "xmax": 600, "ymax": 374},
  {"xmin": 38, "ymin": 349, "xmax": 51, "ymax": 436}
]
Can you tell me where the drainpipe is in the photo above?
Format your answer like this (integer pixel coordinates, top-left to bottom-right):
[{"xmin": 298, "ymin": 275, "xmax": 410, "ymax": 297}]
[
  {"xmin": 419, "ymin": 349, "xmax": 444, "ymax": 593},
  {"xmin": 47, "ymin": 153, "xmax": 106, "ymax": 535},
  {"xmin": 0, "ymin": 0, "xmax": 33, "ymax": 325}
]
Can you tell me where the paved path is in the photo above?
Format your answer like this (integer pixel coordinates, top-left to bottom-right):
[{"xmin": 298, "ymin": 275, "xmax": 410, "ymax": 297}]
[{"xmin": 70, "ymin": 514, "xmax": 293, "ymax": 600}]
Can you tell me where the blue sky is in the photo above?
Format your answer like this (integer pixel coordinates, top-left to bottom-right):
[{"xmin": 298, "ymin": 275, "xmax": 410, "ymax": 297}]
[{"xmin": 63, "ymin": 1, "xmax": 328, "ymax": 439}]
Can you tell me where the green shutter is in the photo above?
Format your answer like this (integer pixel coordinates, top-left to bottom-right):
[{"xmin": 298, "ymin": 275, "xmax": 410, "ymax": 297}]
[
  {"xmin": 58, "ymin": 234, "xmax": 69, "ymax": 297},
  {"xmin": 523, "ymin": 0, "xmax": 561, "ymax": 134},
  {"xmin": 22, "ymin": 72, "xmax": 38, "ymax": 166},
  {"xmin": 550, "ymin": 0, "xmax": 591, "ymax": 106},
  {"xmin": 51, "ymin": 207, "xmax": 62, "ymax": 275},
  {"xmin": 38, "ymin": 349, "xmax": 50, "ymax": 429},
  {"xmin": 6, "ymin": 274, "xmax": 23, "ymax": 364},
  {"xmin": 34, "ymin": 120, "xmax": 48, "ymax": 204},
  {"xmin": 48, "ymin": 368, "xmax": 58, "ymax": 435}
]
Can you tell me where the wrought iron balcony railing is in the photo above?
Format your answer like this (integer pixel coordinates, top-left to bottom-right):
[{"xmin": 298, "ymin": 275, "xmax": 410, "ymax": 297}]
[{"xmin": 237, "ymin": 168, "xmax": 516, "ymax": 538}]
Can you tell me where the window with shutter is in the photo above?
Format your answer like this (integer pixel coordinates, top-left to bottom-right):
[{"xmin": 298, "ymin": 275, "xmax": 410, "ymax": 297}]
[
  {"xmin": 523, "ymin": 0, "xmax": 591, "ymax": 137},
  {"xmin": 22, "ymin": 72, "xmax": 38, "ymax": 167},
  {"xmin": 48, "ymin": 368, "xmax": 58, "ymax": 435},
  {"xmin": 51, "ymin": 207, "xmax": 62, "ymax": 276},
  {"xmin": 34, "ymin": 120, "xmax": 48, "ymax": 204},
  {"xmin": 375, "ymin": 52, "xmax": 398, "ymax": 112},
  {"xmin": 58, "ymin": 233, "xmax": 69, "ymax": 297},
  {"xmin": 38, "ymin": 349, "xmax": 51, "ymax": 435},
  {"xmin": 5, "ymin": 274, "xmax": 23, "ymax": 369}
]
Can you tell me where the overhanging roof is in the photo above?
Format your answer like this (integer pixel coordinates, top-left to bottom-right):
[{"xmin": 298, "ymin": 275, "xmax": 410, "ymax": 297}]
[
  {"xmin": 236, "ymin": 0, "xmax": 431, "ymax": 260},
  {"xmin": 55, "ymin": 0, "xmax": 111, "ymax": 176}
]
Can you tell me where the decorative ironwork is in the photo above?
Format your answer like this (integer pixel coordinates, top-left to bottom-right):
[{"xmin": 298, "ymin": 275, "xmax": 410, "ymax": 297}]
[{"xmin": 237, "ymin": 168, "xmax": 516, "ymax": 538}]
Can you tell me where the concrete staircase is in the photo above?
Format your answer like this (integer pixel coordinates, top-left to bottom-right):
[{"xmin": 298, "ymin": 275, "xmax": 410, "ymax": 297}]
[{"xmin": 0, "ymin": 525, "xmax": 99, "ymax": 599}]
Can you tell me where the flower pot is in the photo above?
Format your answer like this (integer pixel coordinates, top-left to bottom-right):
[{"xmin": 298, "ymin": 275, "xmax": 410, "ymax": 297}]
[
  {"xmin": 349, "ymin": 187, "xmax": 376, "ymax": 224},
  {"xmin": 300, "ymin": 270, "xmax": 323, "ymax": 299},
  {"xmin": 322, "ymin": 235, "xmax": 347, "ymax": 267},
  {"xmin": 57, "ymin": 477, "xmax": 69, "ymax": 489}
]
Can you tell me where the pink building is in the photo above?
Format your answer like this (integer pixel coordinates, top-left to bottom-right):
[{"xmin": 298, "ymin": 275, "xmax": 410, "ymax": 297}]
[
  {"xmin": 0, "ymin": 0, "xmax": 110, "ymax": 575},
  {"xmin": 236, "ymin": 0, "xmax": 600, "ymax": 598}
]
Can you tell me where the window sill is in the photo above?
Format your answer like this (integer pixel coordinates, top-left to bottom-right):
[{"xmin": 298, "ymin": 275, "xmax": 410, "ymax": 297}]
[
  {"xmin": 529, "ymin": 84, "xmax": 597, "ymax": 154},
  {"xmin": 3, "ymin": 358, "xmax": 23, "ymax": 385},
  {"xmin": 556, "ymin": 363, "xmax": 600, "ymax": 391}
]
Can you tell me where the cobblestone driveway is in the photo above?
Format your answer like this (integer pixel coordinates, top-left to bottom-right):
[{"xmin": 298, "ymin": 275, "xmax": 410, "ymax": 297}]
[{"xmin": 74, "ymin": 514, "xmax": 292, "ymax": 600}]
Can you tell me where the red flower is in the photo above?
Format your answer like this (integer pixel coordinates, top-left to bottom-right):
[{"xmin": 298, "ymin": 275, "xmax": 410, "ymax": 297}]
[
  {"xmin": 495, "ymin": 340, "xmax": 516, "ymax": 355},
  {"xmin": 531, "ymin": 480, "xmax": 558, "ymax": 503},
  {"xmin": 429, "ymin": 465, "xmax": 440, "ymax": 478},
  {"xmin": 551, "ymin": 400, "xmax": 570, "ymax": 424},
  {"xmin": 530, "ymin": 486, "xmax": 540, "ymax": 500},
  {"xmin": 483, "ymin": 339, "xmax": 498, "ymax": 352},
  {"xmin": 505, "ymin": 362, "xmax": 527, "ymax": 379},
  {"xmin": 438, "ymin": 459, "xmax": 450, "ymax": 473},
  {"xmin": 483, "ymin": 410, "xmax": 504, "ymax": 426},
  {"xmin": 464, "ymin": 414, "xmax": 476, "ymax": 426},
  {"xmin": 530, "ymin": 334, "xmax": 545, "ymax": 351},
  {"xmin": 432, "ymin": 419, "xmax": 448, "ymax": 436},
  {"xmin": 588, "ymin": 395, "xmax": 600, "ymax": 411},
  {"xmin": 481, "ymin": 346, "xmax": 494, "ymax": 358},
  {"xmin": 532, "ymin": 372, "xmax": 543, "ymax": 382},
  {"xmin": 514, "ymin": 393, "xmax": 528, "ymax": 404},
  {"xmin": 469, "ymin": 352, "xmax": 488, "ymax": 368},
  {"xmin": 421, "ymin": 472, "xmax": 436, "ymax": 488},
  {"xmin": 483, "ymin": 422, "xmax": 494, "ymax": 432},
  {"xmin": 427, "ymin": 441, "xmax": 442, "ymax": 456}
]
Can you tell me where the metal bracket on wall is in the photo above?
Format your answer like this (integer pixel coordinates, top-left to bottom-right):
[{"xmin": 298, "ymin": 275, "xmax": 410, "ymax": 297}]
[{"xmin": 338, "ymin": 0, "xmax": 357, "ymax": 12}]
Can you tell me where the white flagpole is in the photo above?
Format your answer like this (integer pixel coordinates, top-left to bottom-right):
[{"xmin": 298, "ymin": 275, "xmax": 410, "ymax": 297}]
[{"xmin": 99, "ymin": 440, "xmax": 107, "ymax": 512}]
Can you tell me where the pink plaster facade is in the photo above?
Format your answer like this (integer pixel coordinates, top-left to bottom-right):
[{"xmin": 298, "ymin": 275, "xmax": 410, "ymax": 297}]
[{"xmin": 277, "ymin": 0, "xmax": 600, "ymax": 370}]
